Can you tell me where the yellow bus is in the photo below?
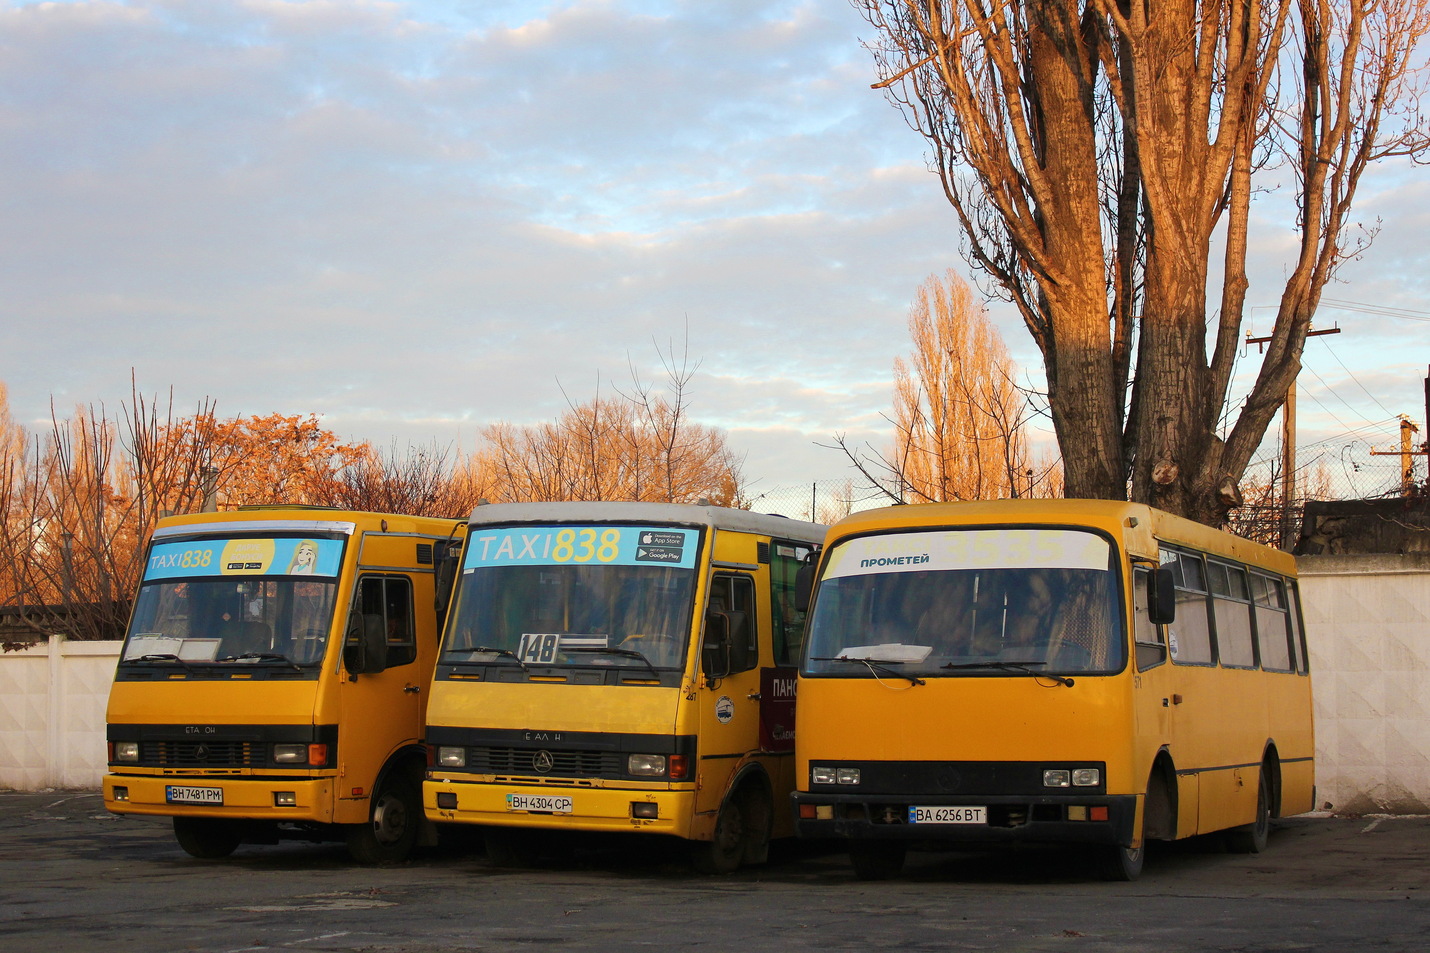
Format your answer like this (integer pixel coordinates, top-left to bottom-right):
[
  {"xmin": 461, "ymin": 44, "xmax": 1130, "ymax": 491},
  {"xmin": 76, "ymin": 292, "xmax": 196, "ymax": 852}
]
[
  {"xmin": 103, "ymin": 507, "xmax": 466, "ymax": 864},
  {"xmin": 424, "ymin": 502, "xmax": 824, "ymax": 872},
  {"xmin": 792, "ymin": 500, "xmax": 1314, "ymax": 880}
]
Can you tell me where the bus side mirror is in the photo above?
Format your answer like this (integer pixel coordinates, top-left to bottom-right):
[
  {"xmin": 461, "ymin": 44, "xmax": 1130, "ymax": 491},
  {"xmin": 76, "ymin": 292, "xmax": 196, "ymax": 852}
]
[
  {"xmin": 433, "ymin": 536, "xmax": 463, "ymax": 624},
  {"xmin": 1148, "ymin": 568, "xmax": 1177, "ymax": 626},
  {"xmin": 343, "ymin": 612, "xmax": 389, "ymax": 677},
  {"xmin": 702, "ymin": 610, "xmax": 731, "ymax": 681},
  {"xmin": 794, "ymin": 559, "xmax": 816, "ymax": 613}
]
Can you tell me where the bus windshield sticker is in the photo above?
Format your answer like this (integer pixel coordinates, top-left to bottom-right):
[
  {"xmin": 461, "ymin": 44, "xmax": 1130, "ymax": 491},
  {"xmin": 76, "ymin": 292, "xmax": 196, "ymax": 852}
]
[
  {"xmin": 144, "ymin": 537, "xmax": 343, "ymax": 580},
  {"xmin": 464, "ymin": 525, "xmax": 700, "ymax": 570},
  {"xmin": 517, "ymin": 632, "xmax": 612, "ymax": 663},
  {"xmin": 823, "ymin": 529, "xmax": 1109, "ymax": 579}
]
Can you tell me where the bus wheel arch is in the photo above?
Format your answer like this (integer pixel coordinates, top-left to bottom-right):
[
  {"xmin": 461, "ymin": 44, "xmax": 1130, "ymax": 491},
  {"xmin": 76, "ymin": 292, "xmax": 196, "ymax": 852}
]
[
  {"xmin": 692, "ymin": 763, "xmax": 773, "ymax": 873},
  {"xmin": 346, "ymin": 747, "xmax": 426, "ymax": 865},
  {"xmin": 1226, "ymin": 746, "xmax": 1279, "ymax": 854},
  {"xmin": 1143, "ymin": 749, "xmax": 1178, "ymax": 842}
]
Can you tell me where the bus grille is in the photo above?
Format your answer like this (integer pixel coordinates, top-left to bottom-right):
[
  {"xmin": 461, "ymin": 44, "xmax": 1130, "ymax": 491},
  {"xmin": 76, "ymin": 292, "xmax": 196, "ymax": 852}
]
[
  {"xmin": 467, "ymin": 746, "xmax": 622, "ymax": 778},
  {"xmin": 143, "ymin": 740, "xmax": 259, "ymax": 768}
]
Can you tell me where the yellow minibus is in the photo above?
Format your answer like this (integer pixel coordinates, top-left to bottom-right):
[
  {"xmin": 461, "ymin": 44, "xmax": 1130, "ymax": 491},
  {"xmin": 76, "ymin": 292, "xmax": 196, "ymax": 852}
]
[
  {"xmin": 424, "ymin": 502, "xmax": 823, "ymax": 872},
  {"xmin": 103, "ymin": 507, "xmax": 465, "ymax": 863},
  {"xmin": 792, "ymin": 500, "xmax": 1313, "ymax": 880}
]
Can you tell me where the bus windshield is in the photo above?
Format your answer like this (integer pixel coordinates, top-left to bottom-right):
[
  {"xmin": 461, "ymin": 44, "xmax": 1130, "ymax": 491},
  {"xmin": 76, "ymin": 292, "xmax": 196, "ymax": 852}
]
[
  {"xmin": 123, "ymin": 576, "xmax": 338, "ymax": 665},
  {"xmin": 802, "ymin": 527, "xmax": 1123, "ymax": 677},
  {"xmin": 442, "ymin": 562, "xmax": 696, "ymax": 671},
  {"xmin": 120, "ymin": 534, "xmax": 346, "ymax": 666}
]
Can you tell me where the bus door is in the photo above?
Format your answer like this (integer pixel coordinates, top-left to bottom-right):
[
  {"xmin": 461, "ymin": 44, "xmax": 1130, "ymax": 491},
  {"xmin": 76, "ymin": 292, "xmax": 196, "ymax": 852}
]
[
  {"xmin": 695, "ymin": 572, "xmax": 762, "ymax": 815},
  {"xmin": 337, "ymin": 573, "xmax": 418, "ymax": 817}
]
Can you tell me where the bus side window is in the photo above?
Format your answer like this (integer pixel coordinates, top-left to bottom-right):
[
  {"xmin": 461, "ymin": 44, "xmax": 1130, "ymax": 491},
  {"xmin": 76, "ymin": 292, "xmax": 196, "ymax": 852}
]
[
  {"xmin": 1209, "ymin": 561, "xmax": 1255, "ymax": 669},
  {"xmin": 353, "ymin": 575, "xmax": 416, "ymax": 668},
  {"xmin": 1286, "ymin": 579, "xmax": 1310, "ymax": 674},
  {"xmin": 1132, "ymin": 567, "xmax": 1167, "ymax": 670},
  {"xmin": 706, "ymin": 574, "xmax": 758, "ymax": 676},
  {"xmin": 1251, "ymin": 573, "xmax": 1294, "ymax": 672},
  {"xmin": 1169, "ymin": 551, "xmax": 1215, "ymax": 665},
  {"xmin": 769, "ymin": 541, "xmax": 814, "ymax": 666}
]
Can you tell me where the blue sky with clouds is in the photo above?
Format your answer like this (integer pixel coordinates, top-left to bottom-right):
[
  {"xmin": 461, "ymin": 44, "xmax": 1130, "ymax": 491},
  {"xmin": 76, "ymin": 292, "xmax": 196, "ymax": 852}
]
[{"xmin": 2, "ymin": 0, "xmax": 1425, "ymax": 498}]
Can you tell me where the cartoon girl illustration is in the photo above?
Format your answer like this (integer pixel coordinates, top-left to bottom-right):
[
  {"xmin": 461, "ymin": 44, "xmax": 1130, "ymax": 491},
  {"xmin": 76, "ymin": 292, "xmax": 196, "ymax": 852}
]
[{"xmin": 287, "ymin": 540, "xmax": 319, "ymax": 574}]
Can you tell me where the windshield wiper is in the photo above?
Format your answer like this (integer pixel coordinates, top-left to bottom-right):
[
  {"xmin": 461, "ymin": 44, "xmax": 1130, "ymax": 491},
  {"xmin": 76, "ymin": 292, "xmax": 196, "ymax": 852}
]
[
  {"xmin": 218, "ymin": 652, "xmax": 305, "ymax": 672},
  {"xmin": 564, "ymin": 645, "xmax": 660, "ymax": 678},
  {"xmin": 942, "ymin": 660, "xmax": 1074, "ymax": 687},
  {"xmin": 458, "ymin": 646, "xmax": 530, "ymax": 674},
  {"xmin": 813, "ymin": 656, "xmax": 925, "ymax": 686},
  {"xmin": 130, "ymin": 653, "xmax": 193, "ymax": 673}
]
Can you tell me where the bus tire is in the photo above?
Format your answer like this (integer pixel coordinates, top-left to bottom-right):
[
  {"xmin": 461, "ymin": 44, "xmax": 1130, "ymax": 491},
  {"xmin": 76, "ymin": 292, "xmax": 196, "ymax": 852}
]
[
  {"xmin": 346, "ymin": 773, "xmax": 420, "ymax": 865},
  {"xmin": 849, "ymin": 841, "xmax": 906, "ymax": 881},
  {"xmin": 692, "ymin": 793, "xmax": 747, "ymax": 874},
  {"xmin": 1225, "ymin": 767, "xmax": 1271, "ymax": 854},
  {"xmin": 173, "ymin": 817, "xmax": 242, "ymax": 859},
  {"xmin": 1097, "ymin": 843, "xmax": 1145, "ymax": 881}
]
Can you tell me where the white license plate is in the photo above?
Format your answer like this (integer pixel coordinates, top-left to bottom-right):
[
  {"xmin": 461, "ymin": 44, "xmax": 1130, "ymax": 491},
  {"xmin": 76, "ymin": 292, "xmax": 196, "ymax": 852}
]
[
  {"xmin": 908, "ymin": 805, "xmax": 985, "ymax": 824},
  {"xmin": 506, "ymin": 793, "xmax": 573, "ymax": 814},
  {"xmin": 166, "ymin": 785, "xmax": 223, "ymax": 805}
]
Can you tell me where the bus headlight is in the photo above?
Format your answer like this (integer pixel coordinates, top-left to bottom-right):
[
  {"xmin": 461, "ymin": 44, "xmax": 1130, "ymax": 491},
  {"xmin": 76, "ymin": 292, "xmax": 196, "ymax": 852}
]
[
  {"xmin": 1044, "ymin": 768, "xmax": 1102, "ymax": 788},
  {"xmin": 113, "ymin": 742, "xmax": 139, "ymax": 763},
  {"xmin": 628, "ymin": 754, "xmax": 667, "ymax": 777},
  {"xmin": 812, "ymin": 766, "xmax": 861, "ymax": 785},
  {"xmin": 437, "ymin": 746, "xmax": 466, "ymax": 768},
  {"xmin": 274, "ymin": 744, "xmax": 308, "ymax": 763}
]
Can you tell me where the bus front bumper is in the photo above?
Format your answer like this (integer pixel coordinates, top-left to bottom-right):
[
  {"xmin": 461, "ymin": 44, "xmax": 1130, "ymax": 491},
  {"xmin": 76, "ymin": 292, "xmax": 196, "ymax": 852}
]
[
  {"xmin": 103, "ymin": 773, "xmax": 335, "ymax": 824},
  {"xmin": 792, "ymin": 792, "xmax": 1140, "ymax": 847},
  {"xmin": 424, "ymin": 778, "xmax": 697, "ymax": 839}
]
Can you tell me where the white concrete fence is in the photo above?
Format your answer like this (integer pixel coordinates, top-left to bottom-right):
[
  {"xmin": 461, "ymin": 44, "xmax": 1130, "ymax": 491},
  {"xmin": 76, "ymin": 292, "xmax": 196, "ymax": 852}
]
[{"xmin": 2, "ymin": 552, "xmax": 1427, "ymax": 813}]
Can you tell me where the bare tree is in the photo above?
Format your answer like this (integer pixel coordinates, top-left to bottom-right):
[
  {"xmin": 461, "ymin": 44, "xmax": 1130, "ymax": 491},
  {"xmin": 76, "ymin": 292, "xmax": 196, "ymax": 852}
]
[
  {"xmin": 470, "ymin": 346, "xmax": 745, "ymax": 505},
  {"xmin": 323, "ymin": 442, "xmax": 489, "ymax": 519},
  {"xmin": 892, "ymin": 269, "xmax": 1059, "ymax": 501},
  {"xmin": 834, "ymin": 270, "xmax": 1061, "ymax": 502},
  {"xmin": 856, "ymin": 0, "xmax": 1430, "ymax": 524}
]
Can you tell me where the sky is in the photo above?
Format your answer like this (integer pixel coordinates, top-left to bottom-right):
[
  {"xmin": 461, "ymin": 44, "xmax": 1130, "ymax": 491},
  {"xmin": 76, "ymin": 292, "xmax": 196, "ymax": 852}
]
[{"xmin": 2, "ymin": 0, "xmax": 1427, "ymax": 505}]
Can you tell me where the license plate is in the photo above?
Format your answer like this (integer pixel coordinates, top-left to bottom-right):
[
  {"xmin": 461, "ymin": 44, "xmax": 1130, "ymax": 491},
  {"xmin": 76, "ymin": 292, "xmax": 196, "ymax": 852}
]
[
  {"xmin": 506, "ymin": 793, "xmax": 573, "ymax": 814},
  {"xmin": 909, "ymin": 805, "xmax": 985, "ymax": 824},
  {"xmin": 166, "ymin": 785, "xmax": 223, "ymax": 805}
]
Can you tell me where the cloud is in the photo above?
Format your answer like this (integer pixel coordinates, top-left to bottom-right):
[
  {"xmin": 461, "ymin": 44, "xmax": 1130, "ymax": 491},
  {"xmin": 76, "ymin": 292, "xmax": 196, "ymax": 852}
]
[{"xmin": 0, "ymin": 0, "xmax": 1421, "ymax": 497}]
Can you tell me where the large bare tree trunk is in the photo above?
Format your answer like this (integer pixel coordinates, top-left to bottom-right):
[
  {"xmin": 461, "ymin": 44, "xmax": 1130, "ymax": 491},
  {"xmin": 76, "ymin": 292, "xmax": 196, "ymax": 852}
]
[{"xmin": 858, "ymin": 0, "xmax": 1430, "ymax": 525}]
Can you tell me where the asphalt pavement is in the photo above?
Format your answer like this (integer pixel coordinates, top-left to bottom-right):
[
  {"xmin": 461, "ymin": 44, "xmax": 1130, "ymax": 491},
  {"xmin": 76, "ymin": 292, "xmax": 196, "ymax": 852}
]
[{"xmin": 2, "ymin": 790, "xmax": 1428, "ymax": 952}]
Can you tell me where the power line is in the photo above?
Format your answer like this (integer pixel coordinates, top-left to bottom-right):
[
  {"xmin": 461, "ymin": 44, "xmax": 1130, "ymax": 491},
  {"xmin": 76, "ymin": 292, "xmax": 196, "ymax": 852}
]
[
  {"xmin": 1298, "ymin": 364, "xmax": 1387, "ymax": 443},
  {"xmin": 1310, "ymin": 336, "xmax": 1398, "ymax": 419},
  {"xmin": 1320, "ymin": 298, "xmax": 1430, "ymax": 322}
]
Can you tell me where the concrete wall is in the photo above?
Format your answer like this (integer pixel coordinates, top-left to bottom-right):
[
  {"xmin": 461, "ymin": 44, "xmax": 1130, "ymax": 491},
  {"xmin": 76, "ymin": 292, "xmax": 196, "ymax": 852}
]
[
  {"xmin": 1299, "ymin": 554, "xmax": 1430, "ymax": 815},
  {"xmin": 2, "ymin": 557, "xmax": 1428, "ymax": 815},
  {"xmin": 0, "ymin": 637, "xmax": 119, "ymax": 790}
]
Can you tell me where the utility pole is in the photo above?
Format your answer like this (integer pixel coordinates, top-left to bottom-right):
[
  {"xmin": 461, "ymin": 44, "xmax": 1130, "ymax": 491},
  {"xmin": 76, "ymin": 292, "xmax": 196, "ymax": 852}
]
[
  {"xmin": 1370, "ymin": 415, "xmax": 1426, "ymax": 496},
  {"xmin": 1245, "ymin": 325, "xmax": 1341, "ymax": 550}
]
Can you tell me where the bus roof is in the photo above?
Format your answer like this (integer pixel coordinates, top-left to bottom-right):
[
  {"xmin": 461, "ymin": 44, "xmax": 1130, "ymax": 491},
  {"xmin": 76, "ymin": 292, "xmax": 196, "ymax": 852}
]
[
  {"xmin": 464, "ymin": 501, "xmax": 826, "ymax": 544},
  {"xmin": 823, "ymin": 500, "xmax": 1296, "ymax": 577},
  {"xmin": 150, "ymin": 508, "xmax": 463, "ymax": 540}
]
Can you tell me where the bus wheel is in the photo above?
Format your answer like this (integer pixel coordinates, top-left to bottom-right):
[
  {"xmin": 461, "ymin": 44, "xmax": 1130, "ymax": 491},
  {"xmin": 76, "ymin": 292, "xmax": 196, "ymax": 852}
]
[
  {"xmin": 849, "ymin": 841, "xmax": 906, "ymax": 881},
  {"xmin": 1097, "ymin": 842, "xmax": 1145, "ymax": 881},
  {"xmin": 346, "ymin": 774, "xmax": 420, "ymax": 865},
  {"xmin": 1225, "ymin": 768, "xmax": 1271, "ymax": 854},
  {"xmin": 173, "ymin": 817, "xmax": 242, "ymax": 859},
  {"xmin": 692, "ymin": 794, "xmax": 747, "ymax": 874}
]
